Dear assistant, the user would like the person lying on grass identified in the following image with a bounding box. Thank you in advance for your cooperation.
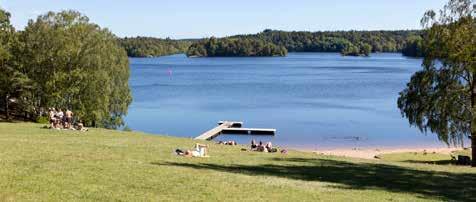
[217,140,236,145]
[176,143,209,157]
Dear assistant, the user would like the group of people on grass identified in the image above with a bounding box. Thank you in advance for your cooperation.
[217,140,237,145]
[218,139,280,152]
[176,139,285,158]
[48,108,87,131]
[251,139,278,153]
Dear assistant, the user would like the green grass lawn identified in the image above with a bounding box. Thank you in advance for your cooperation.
[378,150,471,165]
[0,123,475,201]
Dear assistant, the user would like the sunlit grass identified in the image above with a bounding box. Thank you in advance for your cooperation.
[0,122,475,201]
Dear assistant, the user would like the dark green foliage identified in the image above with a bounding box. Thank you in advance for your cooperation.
[341,42,372,56]
[239,29,420,54]
[36,116,49,124]
[0,9,132,128]
[123,125,132,132]
[397,0,475,163]
[119,37,192,57]
[402,35,424,57]
[0,8,31,120]
[186,37,287,57]
[188,30,420,57]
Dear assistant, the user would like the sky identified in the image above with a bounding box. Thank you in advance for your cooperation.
[1,0,448,39]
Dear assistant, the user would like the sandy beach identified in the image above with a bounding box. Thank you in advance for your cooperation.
[312,147,465,160]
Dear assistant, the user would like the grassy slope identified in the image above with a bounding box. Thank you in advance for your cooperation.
[378,150,471,165]
[0,123,475,201]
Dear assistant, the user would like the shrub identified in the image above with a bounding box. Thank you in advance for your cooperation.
[36,116,49,124]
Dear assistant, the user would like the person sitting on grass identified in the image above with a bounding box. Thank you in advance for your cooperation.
[176,143,209,157]
[253,141,277,153]
[251,139,257,150]
[256,141,267,152]
[265,142,272,151]
[75,121,88,132]
[225,140,236,145]
[217,140,236,145]
[266,142,278,153]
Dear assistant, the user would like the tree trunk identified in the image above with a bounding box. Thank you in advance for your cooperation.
[472,77,476,167]
[472,134,476,167]
[4,95,9,120]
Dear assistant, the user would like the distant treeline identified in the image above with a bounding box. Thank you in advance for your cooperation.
[119,37,193,57]
[182,29,425,57]
[250,29,420,52]
[186,37,287,57]
[120,30,425,58]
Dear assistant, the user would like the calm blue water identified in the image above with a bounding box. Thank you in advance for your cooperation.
[125,53,448,150]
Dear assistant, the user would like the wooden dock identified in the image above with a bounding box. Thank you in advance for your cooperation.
[194,121,276,140]
[221,128,276,135]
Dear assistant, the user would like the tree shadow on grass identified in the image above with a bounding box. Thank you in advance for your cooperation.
[402,160,456,165]
[152,157,476,201]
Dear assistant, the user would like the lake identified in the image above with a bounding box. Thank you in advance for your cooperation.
[125,53,449,150]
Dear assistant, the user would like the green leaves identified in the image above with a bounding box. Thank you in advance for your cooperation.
[186,37,287,57]
[119,37,192,57]
[398,0,475,146]
[0,10,131,128]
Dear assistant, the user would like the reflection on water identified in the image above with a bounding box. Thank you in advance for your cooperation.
[126,53,451,149]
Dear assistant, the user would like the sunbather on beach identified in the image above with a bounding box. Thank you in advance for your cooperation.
[176,143,209,157]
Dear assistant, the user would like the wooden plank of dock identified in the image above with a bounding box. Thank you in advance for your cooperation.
[221,128,276,135]
[195,120,277,140]
[194,121,235,140]
[218,121,243,128]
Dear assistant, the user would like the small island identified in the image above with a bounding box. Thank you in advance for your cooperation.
[186,37,287,57]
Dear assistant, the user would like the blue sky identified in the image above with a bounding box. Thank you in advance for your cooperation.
[1,0,447,39]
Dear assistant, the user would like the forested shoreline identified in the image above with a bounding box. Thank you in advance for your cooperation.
[186,37,287,57]
[119,37,192,57]
[123,30,424,57]
[235,29,422,56]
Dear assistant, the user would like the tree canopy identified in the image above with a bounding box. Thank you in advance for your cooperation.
[0,10,132,128]
[401,35,425,57]
[397,0,475,165]
[186,37,287,57]
[185,30,422,57]
[119,37,192,57]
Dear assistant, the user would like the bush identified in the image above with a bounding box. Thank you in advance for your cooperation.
[123,125,132,132]
[36,116,49,124]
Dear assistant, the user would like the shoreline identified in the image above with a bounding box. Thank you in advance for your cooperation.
[305,147,466,160]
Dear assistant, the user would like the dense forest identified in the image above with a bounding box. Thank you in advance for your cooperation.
[249,29,420,52]
[0,9,131,128]
[120,30,424,58]
[186,37,287,57]
[401,35,424,57]
[183,29,424,57]
[235,29,423,56]
[119,37,192,57]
